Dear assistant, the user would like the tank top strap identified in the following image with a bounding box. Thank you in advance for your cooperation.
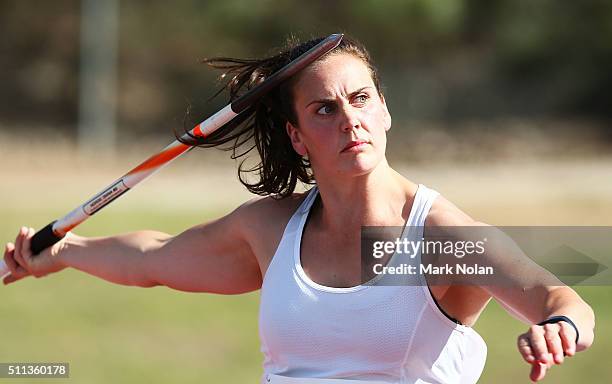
[406,184,440,228]
[282,187,319,235]
[272,186,319,255]
[297,186,319,214]
[261,187,319,284]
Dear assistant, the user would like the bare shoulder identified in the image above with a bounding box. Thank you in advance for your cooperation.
[233,190,312,274]
[425,193,479,227]
[236,191,309,232]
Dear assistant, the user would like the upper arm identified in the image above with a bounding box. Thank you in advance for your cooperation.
[145,202,262,294]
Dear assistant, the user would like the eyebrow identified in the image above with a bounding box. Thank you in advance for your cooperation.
[305,86,374,108]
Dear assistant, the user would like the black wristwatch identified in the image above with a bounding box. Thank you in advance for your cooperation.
[537,315,579,344]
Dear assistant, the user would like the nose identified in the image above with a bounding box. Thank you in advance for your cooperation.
[339,105,360,132]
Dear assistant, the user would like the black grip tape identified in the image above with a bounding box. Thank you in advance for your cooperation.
[30,221,64,255]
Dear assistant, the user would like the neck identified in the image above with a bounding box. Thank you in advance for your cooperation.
[312,159,417,232]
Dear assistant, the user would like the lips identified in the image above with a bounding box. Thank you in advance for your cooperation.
[341,140,370,152]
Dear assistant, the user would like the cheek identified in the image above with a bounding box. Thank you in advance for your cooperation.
[365,111,390,154]
[363,105,390,134]
[292,123,329,156]
[302,118,333,140]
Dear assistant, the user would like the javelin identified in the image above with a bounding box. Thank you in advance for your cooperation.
[1,33,343,278]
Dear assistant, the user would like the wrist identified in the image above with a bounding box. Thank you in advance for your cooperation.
[537,315,579,344]
[56,232,86,269]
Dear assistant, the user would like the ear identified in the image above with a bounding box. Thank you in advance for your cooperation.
[286,121,308,156]
[379,93,392,132]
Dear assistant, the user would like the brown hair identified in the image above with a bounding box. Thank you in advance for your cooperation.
[179,35,382,198]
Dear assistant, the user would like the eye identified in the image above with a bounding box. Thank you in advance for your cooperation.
[316,103,336,115]
[353,93,369,105]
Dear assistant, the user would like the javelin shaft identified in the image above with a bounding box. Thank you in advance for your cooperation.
[0,33,343,279]
[53,104,236,239]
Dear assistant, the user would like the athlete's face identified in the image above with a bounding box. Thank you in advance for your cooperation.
[286,53,391,178]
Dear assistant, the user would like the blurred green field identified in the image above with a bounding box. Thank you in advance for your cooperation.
[1,142,611,383]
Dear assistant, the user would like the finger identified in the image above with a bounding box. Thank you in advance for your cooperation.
[558,321,577,357]
[517,334,536,363]
[22,227,35,261]
[530,362,548,382]
[23,227,35,254]
[4,242,29,278]
[528,325,550,364]
[4,242,17,274]
[3,273,26,285]
[17,227,34,274]
[13,227,28,270]
[543,323,565,364]
[3,242,14,256]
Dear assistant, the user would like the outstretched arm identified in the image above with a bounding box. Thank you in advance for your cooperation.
[3,204,262,294]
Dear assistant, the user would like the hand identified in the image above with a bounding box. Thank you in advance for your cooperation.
[517,322,577,382]
[3,226,68,285]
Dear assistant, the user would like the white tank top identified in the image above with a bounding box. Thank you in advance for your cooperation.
[258,184,487,383]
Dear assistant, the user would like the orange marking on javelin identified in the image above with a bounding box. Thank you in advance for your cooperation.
[58,221,82,235]
[193,124,205,138]
[128,143,191,175]
[63,224,78,232]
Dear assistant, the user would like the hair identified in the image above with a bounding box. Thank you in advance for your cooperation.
[179,35,382,198]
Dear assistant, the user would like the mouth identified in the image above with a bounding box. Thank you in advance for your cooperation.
[341,140,370,153]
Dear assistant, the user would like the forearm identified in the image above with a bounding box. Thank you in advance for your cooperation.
[542,286,595,351]
[58,231,172,287]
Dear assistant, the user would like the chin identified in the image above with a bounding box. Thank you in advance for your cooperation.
[339,153,385,177]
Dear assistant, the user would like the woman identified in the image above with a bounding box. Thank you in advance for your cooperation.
[3,36,595,383]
